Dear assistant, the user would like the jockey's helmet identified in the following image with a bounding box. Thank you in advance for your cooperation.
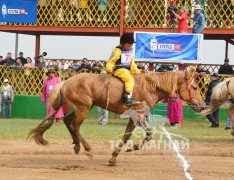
[120,33,135,44]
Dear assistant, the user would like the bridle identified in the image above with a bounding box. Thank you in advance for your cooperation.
[177,76,195,103]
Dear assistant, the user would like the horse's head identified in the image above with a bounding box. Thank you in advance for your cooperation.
[177,66,205,112]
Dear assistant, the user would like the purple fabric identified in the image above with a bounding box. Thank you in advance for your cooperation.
[164,94,183,123]
[41,77,64,118]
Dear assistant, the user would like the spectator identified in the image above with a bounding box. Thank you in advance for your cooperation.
[35,55,46,69]
[69,60,80,71]
[225,98,234,130]
[205,73,220,128]
[156,64,173,72]
[192,4,205,33]
[137,63,146,73]
[163,93,183,128]
[171,6,188,33]
[47,60,59,70]
[58,59,69,70]
[0,56,4,65]
[58,59,69,80]
[97,0,107,22]
[156,64,167,72]
[24,57,35,76]
[218,58,234,75]
[98,70,108,124]
[16,52,26,66]
[98,106,108,125]
[24,57,35,68]
[41,69,64,125]
[24,57,34,94]
[12,58,22,71]
[0,79,14,119]
[195,64,210,93]
[80,58,91,71]
[4,52,15,66]
[92,60,102,73]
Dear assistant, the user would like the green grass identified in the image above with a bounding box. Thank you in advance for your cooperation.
[0,118,233,143]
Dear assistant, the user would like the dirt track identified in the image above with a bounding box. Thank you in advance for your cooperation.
[0,140,233,180]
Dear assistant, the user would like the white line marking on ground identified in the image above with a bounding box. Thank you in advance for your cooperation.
[160,127,193,180]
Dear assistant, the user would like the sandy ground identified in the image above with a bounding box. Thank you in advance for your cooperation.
[0,139,233,180]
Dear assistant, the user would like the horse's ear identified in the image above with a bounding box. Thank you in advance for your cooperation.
[186,66,196,78]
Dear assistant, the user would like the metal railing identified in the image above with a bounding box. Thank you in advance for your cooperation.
[1,0,233,29]
[0,60,233,99]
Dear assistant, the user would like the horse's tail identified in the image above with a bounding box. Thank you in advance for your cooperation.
[28,81,65,146]
[199,78,231,116]
[49,81,65,111]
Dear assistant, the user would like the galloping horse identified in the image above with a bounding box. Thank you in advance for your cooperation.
[28,67,205,165]
[199,77,234,136]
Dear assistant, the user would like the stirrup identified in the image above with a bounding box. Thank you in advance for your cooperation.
[125,99,141,106]
[122,92,141,106]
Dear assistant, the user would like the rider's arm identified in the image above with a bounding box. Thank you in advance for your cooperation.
[106,48,121,73]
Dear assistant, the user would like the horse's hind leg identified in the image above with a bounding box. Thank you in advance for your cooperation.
[63,112,81,154]
[109,118,135,166]
[73,107,93,159]
[227,104,234,136]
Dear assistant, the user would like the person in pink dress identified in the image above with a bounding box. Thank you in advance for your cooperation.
[163,93,183,127]
[41,69,64,125]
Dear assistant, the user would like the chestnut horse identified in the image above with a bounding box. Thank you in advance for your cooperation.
[199,77,234,136]
[28,67,204,165]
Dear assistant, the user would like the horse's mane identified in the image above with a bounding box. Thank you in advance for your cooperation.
[134,71,179,95]
[199,78,230,116]
[75,71,179,95]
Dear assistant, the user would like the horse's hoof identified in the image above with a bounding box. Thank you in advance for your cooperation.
[73,146,80,155]
[231,131,234,137]
[108,160,116,166]
[125,149,132,152]
[85,151,93,160]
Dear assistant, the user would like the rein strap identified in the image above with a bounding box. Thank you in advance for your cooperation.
[185,77,194,103]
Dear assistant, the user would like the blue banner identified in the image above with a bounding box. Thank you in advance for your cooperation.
[0,0,37,23]
[134,32,203,63]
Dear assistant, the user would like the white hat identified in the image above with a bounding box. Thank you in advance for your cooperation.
[194,4,202,10]
[3,79,8,83]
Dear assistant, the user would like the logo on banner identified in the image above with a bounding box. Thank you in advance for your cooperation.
[1,4,28,18]
[2,4,7,17]
[150,37,182,55]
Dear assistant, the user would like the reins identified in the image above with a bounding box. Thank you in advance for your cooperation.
[185,78,194,103]
[105,75,110,111]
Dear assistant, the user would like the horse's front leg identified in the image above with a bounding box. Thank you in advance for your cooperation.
[127,127,154,151]
[128,116,154,151]
[109,118,135,166]
[227,104,234,136]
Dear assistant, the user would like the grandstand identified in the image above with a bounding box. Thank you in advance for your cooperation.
[0,0,233,57]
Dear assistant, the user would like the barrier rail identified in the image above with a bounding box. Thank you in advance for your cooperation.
[2,0,233,29]
[0,61,232,99]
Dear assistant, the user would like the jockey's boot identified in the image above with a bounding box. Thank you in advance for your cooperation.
[122,92,141,106]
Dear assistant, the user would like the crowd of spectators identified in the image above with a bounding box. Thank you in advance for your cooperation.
[35,0,233,29]
[0,50,233,125]
[0,52,106,73]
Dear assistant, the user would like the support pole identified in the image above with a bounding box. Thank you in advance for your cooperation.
[15,33,19,59]
[225,40,229,59]
[35,34,40,57]
[120,0,125,36]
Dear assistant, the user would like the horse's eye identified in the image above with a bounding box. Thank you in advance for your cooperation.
[193,87,197,91]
